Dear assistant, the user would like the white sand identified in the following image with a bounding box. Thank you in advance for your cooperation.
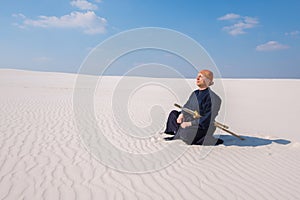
[1,69,300,199]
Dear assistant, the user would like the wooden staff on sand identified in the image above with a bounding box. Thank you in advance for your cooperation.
[174,103,245,140]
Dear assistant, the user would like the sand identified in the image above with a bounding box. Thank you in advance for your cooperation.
[1,69,300,199]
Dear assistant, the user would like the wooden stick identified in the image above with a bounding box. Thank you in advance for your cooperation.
[214,123,245,140]
[214,121,229,129]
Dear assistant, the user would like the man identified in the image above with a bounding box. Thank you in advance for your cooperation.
[164,69,223,145]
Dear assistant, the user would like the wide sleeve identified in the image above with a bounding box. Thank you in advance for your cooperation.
[183,92,194,110]
[181,91,198,117]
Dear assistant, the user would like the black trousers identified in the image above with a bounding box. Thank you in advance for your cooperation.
[164,110,209,145]
[164,110,180,135]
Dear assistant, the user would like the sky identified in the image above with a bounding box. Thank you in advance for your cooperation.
[0,0,300,78]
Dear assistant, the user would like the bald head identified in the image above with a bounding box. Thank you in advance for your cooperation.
[200,69,214,82]
[196,69,214,89]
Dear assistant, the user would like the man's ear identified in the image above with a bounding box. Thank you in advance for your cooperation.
[209,81,214,86]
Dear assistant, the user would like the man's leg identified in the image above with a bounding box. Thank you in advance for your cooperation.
[164,110,180,135]
[192,128,224,145]
[191,129,208,145]
[173,126,199,144]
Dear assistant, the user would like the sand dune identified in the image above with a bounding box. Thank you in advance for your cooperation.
[0,69,300,199]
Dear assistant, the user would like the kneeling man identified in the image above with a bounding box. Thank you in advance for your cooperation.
[164,69,223,145]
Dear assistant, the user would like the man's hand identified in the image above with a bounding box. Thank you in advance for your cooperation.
[176,113,184,124]
[180,122,192,129]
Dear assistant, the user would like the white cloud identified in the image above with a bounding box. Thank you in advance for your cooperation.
[15,11,107,34]
[12,13,27,28]
[218,13,259,36]
[218,13,240,21]
[12,13,26,19]
[256,41,290,51]
[70,0,98,10]
[285,30,300,37]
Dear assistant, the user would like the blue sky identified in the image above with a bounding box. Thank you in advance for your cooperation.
[1,0,300,78]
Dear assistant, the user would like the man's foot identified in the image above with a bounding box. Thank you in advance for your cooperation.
[164,131,176,135]
[164,136,174,141]
[215,138,224,145]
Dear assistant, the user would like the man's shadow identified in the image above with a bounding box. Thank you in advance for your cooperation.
[208,90,291,147]
[217,135,291,147]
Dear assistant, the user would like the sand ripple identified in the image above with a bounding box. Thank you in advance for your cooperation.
[1,70,300,199]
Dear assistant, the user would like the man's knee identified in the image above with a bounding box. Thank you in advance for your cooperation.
[169,110,180,118]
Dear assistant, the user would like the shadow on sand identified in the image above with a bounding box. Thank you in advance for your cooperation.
[207,90,291,147]
[217,135,291,147]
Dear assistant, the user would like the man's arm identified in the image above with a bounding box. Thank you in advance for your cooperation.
[178,92,195,128]
[181,92,197,116]
[177,91,198,128]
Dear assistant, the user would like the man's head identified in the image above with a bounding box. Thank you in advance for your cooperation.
[196,69,214,89]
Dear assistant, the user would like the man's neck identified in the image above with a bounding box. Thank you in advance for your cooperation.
[198,86,208,91]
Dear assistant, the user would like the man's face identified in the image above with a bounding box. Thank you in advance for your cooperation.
[196,72,209,88]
